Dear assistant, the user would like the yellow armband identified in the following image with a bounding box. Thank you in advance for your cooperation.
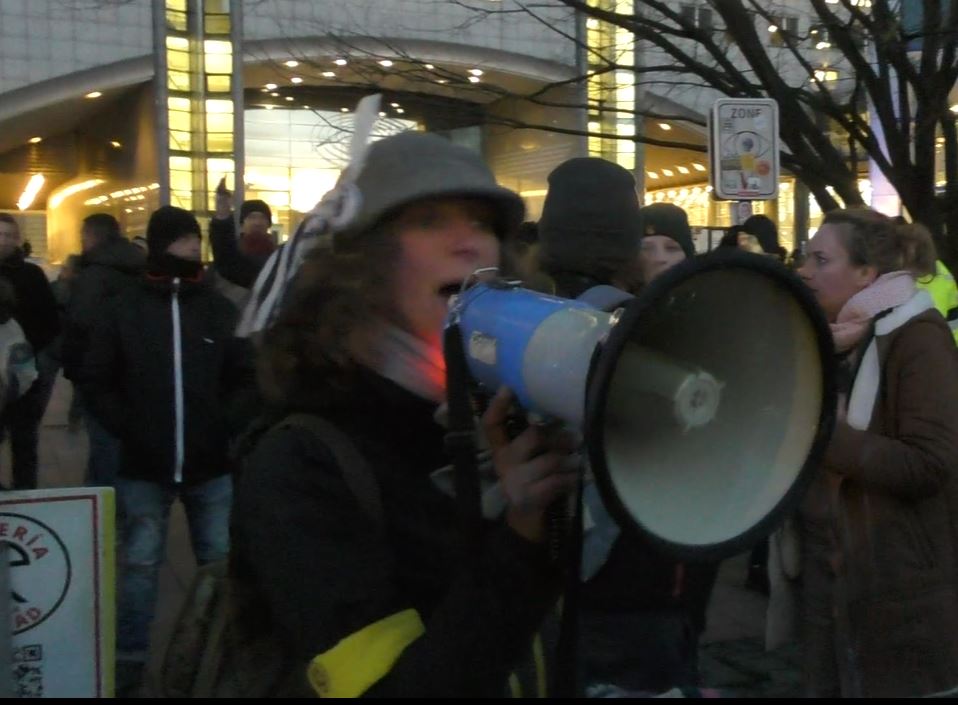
[307,609,425,697]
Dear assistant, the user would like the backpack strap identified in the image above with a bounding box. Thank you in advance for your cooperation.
[272,413,384,527]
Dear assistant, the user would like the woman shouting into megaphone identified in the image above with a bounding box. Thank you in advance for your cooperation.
[227,132,578,698]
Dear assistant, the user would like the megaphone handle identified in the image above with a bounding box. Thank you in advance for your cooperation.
[443,325,484,562]
[551,477,584,698]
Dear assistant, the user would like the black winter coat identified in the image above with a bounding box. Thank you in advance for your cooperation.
[230,370,561,697]
[0,250,59,353]
[209,217,271,289]
[62,237,145,380]
[81,273,251,486]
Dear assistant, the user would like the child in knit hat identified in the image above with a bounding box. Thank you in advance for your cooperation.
[637,203,695,284]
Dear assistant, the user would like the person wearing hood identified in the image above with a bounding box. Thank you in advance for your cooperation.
[82,205,251,696]
[62,214,146,486]
[0,212,59,489]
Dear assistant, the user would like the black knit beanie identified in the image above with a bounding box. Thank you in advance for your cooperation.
[538,158,641,283]
[146,205,201,258]
[240,199,272,225]
[639,203,695,258]
[742,214,781,256]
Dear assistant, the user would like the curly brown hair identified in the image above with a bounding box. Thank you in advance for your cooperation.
[257,225,402,408]
[822,208,936,278]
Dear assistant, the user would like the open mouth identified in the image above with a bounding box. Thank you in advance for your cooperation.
[438,282,462,311]
[438,283,461,299]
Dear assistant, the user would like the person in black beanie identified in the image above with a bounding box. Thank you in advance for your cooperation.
[537,157,643,297]
[535,162,716,694]
[742,214,787,261]
[82,204,252,697]
[636,203,695,286]
[209,182,277,295]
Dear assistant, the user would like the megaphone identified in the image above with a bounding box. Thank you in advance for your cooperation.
[446,251,836,561]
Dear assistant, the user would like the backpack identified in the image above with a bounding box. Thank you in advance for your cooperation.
[158,413,383,698]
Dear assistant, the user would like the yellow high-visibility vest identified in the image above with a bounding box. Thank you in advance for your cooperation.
[917,260,958,344]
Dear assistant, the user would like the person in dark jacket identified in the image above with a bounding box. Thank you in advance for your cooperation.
[538,173,716,694]
[63,214,146,487]
[82,205,250,696]
[742,213,787,261]
[0,212,60,489]
[230,131,578,697]
[796,209,958,697]
[209,186,276,292]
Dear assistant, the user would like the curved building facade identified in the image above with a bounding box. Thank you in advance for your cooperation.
[0,0,586,262]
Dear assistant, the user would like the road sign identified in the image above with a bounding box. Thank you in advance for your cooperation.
[709,98,780,201]
[1,488,115,698]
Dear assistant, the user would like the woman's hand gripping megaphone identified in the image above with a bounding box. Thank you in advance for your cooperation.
[482,387,581,543]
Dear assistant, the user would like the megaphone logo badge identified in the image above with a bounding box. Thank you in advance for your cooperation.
[1,513,72,634]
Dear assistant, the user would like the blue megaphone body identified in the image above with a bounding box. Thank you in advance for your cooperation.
[448,281,619,427]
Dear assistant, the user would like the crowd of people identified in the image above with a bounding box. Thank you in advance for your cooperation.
[2,129,958,698]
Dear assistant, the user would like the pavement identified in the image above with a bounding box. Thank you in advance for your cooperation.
[5,373,803,698]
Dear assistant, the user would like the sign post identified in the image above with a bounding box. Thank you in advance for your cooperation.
[708,98,780,225]
[1,488,115,698]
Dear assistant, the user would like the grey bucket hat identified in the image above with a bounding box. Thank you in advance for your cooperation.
[337,131,525,238]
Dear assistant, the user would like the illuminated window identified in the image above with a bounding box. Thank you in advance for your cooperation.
[206,133,233,152]
[813,67,839,82]
[168,71,191,92]
[166,9,187,31]
[204,15,230,34]
[206,99,233,114]
[205,53,232,75]
[206,75,230,92]
[169,131,192,151]
[680,4,714,32]
[769,15,799,47]
[168,110,192,133]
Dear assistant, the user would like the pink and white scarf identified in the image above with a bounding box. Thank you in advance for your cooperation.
[830,271,916,352]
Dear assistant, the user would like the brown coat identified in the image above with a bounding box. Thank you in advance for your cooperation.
[802,307,958,698]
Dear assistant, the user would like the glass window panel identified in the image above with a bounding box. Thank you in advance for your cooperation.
[171,171,193,191]
[168,71,191,92]
[167,0,187,11]
[205,53,232,74]
[171,191,192,209]
[167,50,190,71]
[168,111,192,132]
[205,99,233,115]
[206,0,230,13]
[206,133,234,152]
[204,40,231,55]
[206,75,230,92]
[206,112,232,133]
[169,130,192,151]
[166,10,187,31]
[170,156,192,171]
[166,36,189,51]
[168,96,191,112]
[204,15,230,34]
[207,161,234,190]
